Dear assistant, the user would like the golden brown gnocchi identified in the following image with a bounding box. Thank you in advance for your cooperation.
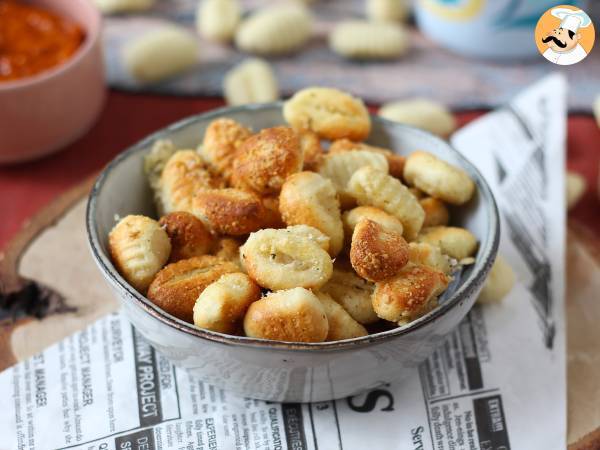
[199,118,252,180]
[159,212,213,263]
[314,292,368,341]
[109,215,171,293]
[285,225,331,252]
[408,242,451,274]
[329,139,406,179]
[299,129,324,171]
[244,288,329,342]
[283,87,371,141]
[420,197,450,227]
[279,171,344,256]
[372,264,449,324]
[240,228,333,290]
[148,255,238,323]
[144,139,177,214]
[404,151,475,205]
[231,126,303,194]
[350,219,409,282]
[342,206,404,238]
[347,166,425,240]
[193,273,261,334]
[417,226,478,260]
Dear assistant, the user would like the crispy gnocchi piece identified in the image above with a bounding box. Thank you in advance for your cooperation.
[420,197,450,227]
[320,266,378,324]
[224,58,279,106]
[93,0,153,13]
[192,188,265,236]
[366,0,410,22]
[408,242,451,274]
[196,0,240,43]
[372,264,449,324]
[160,150,215,214]
[404,151,475,205]
[314,292,368,341]
[243,288,328,342]
[343,206,404,237]
[235,5,312,56]
[347,166,425,240]
[329,20,409,60]
[123,26,199,84]
[144,139,177,215]
[299,129,324,171]
[329,139,406,179]
[147,255,239,323]
[199,118,252,179]
[159,212,213,262]
[279,172,344,256]
[240,228,333,290]
[350,219,409,282]
[261,195,285,229]
[193,273,260,334]
[109,215,171,293]
[566,171,586,210]
[379,99,457,138]
[318,150,388,208]
[417,226,478,260]
[231,126,303,194]
[285,225,330,252]
[477,255,515,304]
[214,237,243,267]
[283,87,371,141]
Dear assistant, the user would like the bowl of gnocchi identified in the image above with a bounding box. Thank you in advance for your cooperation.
[87,87,499,402]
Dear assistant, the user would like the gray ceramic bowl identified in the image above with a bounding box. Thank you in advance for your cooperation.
[87,103,499,403]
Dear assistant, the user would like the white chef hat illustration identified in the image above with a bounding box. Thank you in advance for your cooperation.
[551,7,592,33]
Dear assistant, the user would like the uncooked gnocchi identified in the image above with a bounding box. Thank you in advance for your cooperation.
[93,0,153,14]
[477,255,515,304]
[404,151,475,205]
[329,20,409,60]
[347,166,425,240]
[366,0,410,22]
[279,172,344,256]
[123,26,199,84]
[224,58,279,106]
[244,288,329,342]
[379,99,457,138]
[240,228,333,290]
[197,0,240,43]
[193,273,260,334]
[235,5,312,56]
[283,87,371,141]
[109,215,171,293]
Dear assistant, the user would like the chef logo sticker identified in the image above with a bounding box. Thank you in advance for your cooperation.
[535,5,594,65]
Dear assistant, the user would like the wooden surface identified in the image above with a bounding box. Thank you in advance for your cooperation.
[0,179,599,449]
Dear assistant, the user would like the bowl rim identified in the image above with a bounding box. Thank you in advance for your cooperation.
[86,102,500,352]
[0,0,102,91]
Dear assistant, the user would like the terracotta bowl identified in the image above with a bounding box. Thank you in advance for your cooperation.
[0,0,105,164]
[86,104,500,402]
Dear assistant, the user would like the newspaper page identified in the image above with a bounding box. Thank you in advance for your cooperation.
[0,74,566,450]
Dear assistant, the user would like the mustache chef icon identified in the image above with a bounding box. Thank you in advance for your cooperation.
[541,8,592,65]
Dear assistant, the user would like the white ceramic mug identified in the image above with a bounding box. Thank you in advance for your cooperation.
[414,0,589,60]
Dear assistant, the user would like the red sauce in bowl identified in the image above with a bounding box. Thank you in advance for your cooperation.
[0,0,85,82]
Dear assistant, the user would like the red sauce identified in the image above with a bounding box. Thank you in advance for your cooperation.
[0,0,85,82]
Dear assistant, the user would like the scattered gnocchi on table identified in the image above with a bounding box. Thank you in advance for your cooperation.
[109,87,487,343]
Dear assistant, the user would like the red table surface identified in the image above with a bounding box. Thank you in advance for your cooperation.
[1,90,599,249]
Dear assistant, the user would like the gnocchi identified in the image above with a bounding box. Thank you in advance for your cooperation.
[417,226,478,260]
[197,0,240,43]
[148,255,239,323]
[404,151,475,205]
[93,0,153,14]
[109,215,171,293]
[329,20,409,60]
[285,225,331,252]
[123,26,199,84]
[420,197,450,227]
[329,139,406,179]
[279,172,344,256]
[347,166,425,240]
[350,219,409,282]
[566,171,586,210]
[199,118,252,180]
[244,288,329,342]
[408,242,451,274]
[193,273,260,334]
[477,255,515,304]
[235,5,312,56]
[144,139,177,215]
[372,264,449,324]
[224,58,279,106]
[315,292,368,341]
[240,228,333,290]
[379,99,457,138]
[299,129,324,171]
[283,87,371,141]
[366,0,410,23]
[343,206,404,238]
[159,212,213,262]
